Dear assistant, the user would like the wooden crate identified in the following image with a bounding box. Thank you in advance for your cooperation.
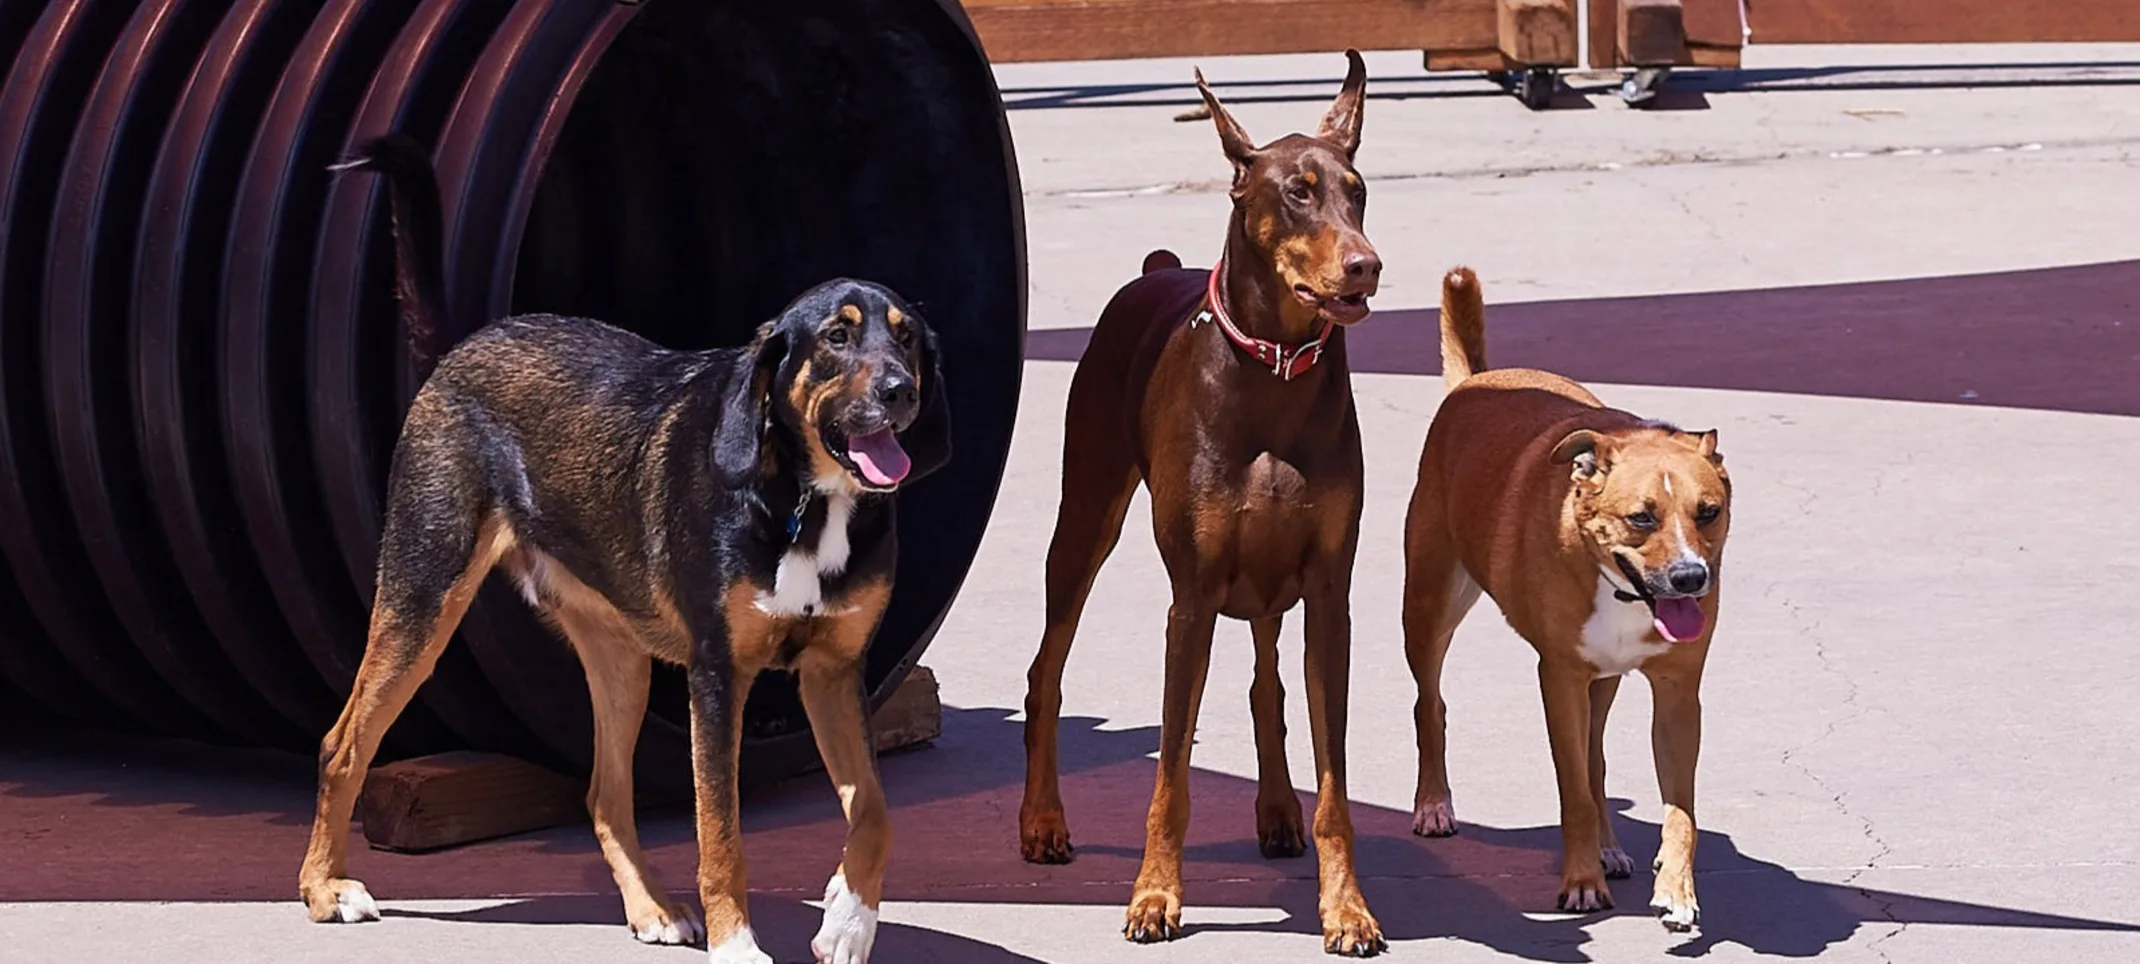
[1747,0,2140,45]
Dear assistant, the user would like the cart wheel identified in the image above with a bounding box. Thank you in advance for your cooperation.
[1620,66,1670,108]
[1519,67,1555,111]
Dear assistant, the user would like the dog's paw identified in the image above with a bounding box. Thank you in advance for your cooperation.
[1651,864,1700,933]
[630,901,705,946]
[1122,890,1183,943]
[1019,809,1075,865]
[1555,870,1615,914]
[1257,796,1307,859]
[1600,846,1636,879]
[1320,900,1387,957]
[810,873,879,964]
[303,878,380,924]
[707,925,773,964]
[1650,890,1700,932]
[1411,796,1458,837]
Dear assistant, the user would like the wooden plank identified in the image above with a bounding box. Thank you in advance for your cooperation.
[1424,48,1512,71]
[1497,0,1577,66]
[1619,0,1689,66]
[1747,0,2140,45]
[359,751,585,853]
[961,0,1496,63]
[1588,0,1621,67]
[356,666,945,853]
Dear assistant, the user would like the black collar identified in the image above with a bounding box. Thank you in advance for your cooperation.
[1611,554,1652,605]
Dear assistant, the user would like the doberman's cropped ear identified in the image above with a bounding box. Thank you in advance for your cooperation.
[1193,67,1257,191]
[898,320,953,484]
[1316,49,1368,159]
[1551,429,1612,481]
[710,320,790,489]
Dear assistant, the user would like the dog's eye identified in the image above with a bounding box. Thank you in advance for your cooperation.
[824,326,850,347]
[1625,511,1658,530]
[1286,182,1313,203]
[1695,504,1721,525]
[893,324,913,346]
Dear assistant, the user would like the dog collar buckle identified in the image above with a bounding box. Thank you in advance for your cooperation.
[786,490,812,544]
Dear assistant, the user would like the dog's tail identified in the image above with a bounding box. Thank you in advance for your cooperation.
[1439,266,1487,389]
[329,133,451,380]
[1142,249,1183,275]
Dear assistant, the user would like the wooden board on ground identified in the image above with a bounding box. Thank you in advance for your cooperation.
[961,0,1496,63]
[357,666,944,853]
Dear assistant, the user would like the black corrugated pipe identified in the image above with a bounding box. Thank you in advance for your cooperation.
[0,0,1025,787]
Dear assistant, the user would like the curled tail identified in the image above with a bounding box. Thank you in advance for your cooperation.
[1439,266,1487,389]
[1141,249,1183,275]
[329,133,451,380]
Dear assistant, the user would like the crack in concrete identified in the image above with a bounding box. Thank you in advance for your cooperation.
[1767,483,1906,958]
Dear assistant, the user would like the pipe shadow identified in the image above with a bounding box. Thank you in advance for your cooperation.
[1029,259,2140,417]
[6,705,2138,958]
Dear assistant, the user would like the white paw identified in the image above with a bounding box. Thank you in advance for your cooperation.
[332,881,380,923]
[635,915,705,945]
[1651,891,1700,932]
[707,925,772,963]
[1600,846,1636,878]
[1411,796,1457,837]
[810,873,879,964]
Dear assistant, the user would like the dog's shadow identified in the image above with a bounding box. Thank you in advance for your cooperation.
[385,891,1045,962]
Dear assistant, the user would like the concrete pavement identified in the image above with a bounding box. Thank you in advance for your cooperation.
[6,42,2140,963]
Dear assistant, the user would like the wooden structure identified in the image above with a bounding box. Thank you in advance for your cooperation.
[960,0,2140,108]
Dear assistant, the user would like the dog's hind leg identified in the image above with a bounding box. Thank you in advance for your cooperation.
[1402,503,1479,838]
[1020,398,1138,865]
[298,499,508,924]
[1588,675,1635,878]
[553,603,702,945]
[1249,614,1305,858]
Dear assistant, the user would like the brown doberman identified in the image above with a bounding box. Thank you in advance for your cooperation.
[1018,51,1387,956]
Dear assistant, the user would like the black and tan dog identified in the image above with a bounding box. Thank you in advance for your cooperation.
[1403,267,1729,932]
[298,135,949,964]
[1020,53,1387,955]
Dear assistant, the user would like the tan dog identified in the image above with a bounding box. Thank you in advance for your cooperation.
[1401,267,1730,931]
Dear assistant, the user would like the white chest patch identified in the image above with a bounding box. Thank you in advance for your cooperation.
[756,492,855,618]
[1576,573,1669,678]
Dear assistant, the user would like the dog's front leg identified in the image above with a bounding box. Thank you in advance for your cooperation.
[797,647,890,964]
[1539,659,1612,912]
[1646,665,1703,931]
[1302,592,1385,957]
[1124,599,1218,944]
[689,635,767,963]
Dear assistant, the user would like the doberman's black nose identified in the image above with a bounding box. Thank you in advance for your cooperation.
[1667,560,1710,595]
[1344,250,1382,280]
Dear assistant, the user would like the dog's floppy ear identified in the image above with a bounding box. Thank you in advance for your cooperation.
[1687,429,1722,465]
[710,320,790,489]
[1316,49,1368,159]
[1194,67,1257,194]
[1551,429,1611,481]
[898,320,953,484]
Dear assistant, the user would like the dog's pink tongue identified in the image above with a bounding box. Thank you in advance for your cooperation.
[848,429,910,487]
[1652,597,1706,643]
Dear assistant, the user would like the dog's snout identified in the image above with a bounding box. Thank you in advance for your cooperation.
[1667,560,1710,595]
[1343,249,1382,280]
[876,372,919,414]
